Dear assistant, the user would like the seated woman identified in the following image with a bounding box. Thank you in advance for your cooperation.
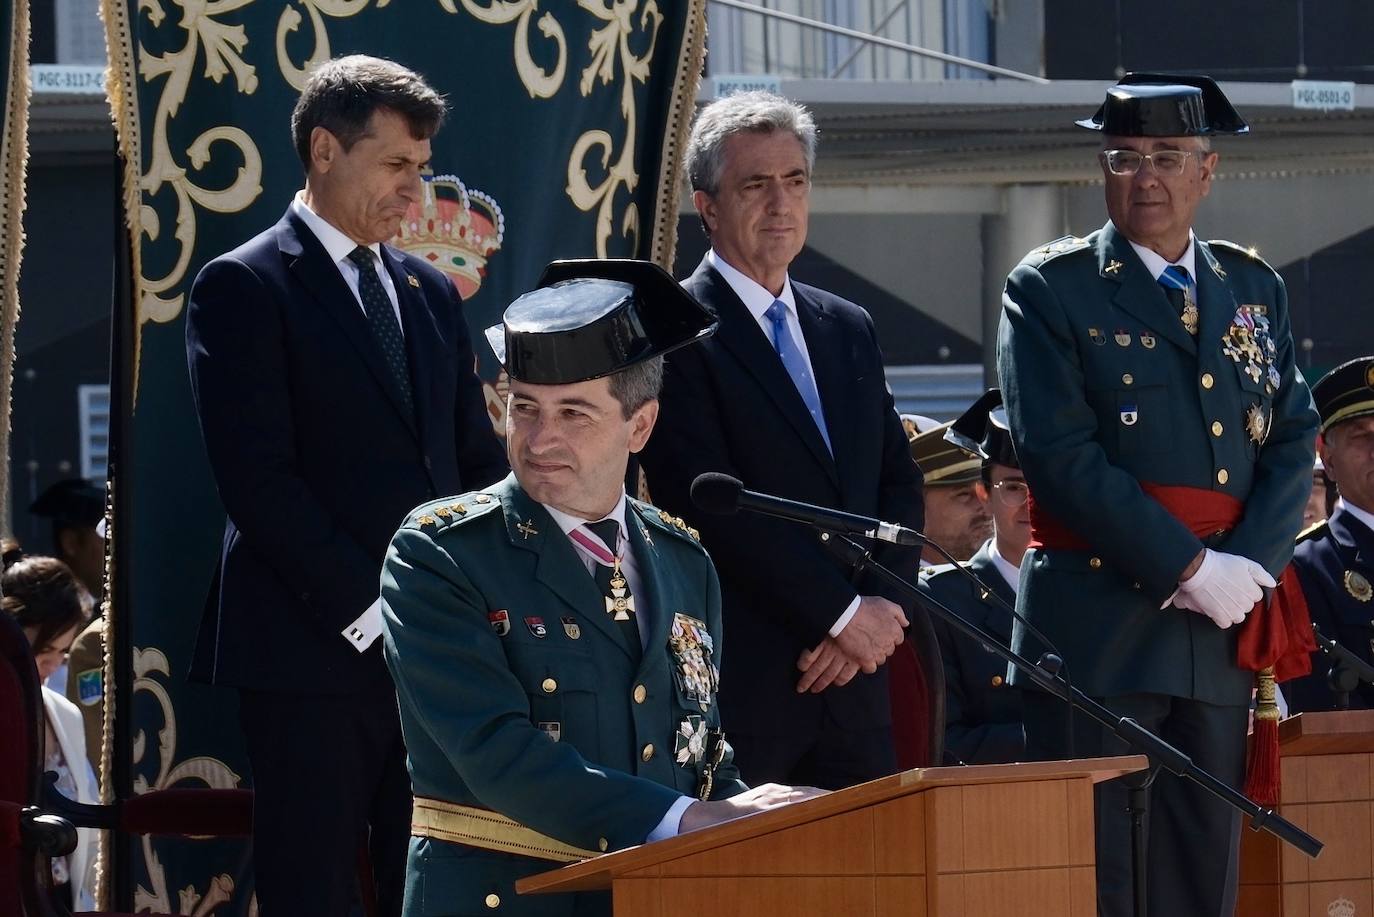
[3,553,98,910]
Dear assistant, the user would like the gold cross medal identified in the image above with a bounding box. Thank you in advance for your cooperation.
[605,560,635,621]
[1181,291,1199,335]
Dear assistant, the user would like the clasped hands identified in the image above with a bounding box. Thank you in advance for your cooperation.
[795,595,908,694]
[1170,548,1275,629]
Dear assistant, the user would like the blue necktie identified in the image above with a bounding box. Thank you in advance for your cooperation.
[765,300,831,454]
[1158,264,1197,335]
[348,246,414,412]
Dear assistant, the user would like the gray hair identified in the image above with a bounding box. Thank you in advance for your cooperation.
[291,55,446,170]
[607,357,664,418]
[684,91,817,195]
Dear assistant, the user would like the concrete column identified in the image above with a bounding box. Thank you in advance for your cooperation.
[980,184,1064,385]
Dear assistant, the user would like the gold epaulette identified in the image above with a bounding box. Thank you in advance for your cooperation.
[1296,519,1329,544]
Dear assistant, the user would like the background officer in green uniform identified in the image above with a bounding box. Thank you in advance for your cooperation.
[902,416,989,567]
[1287,356,1374,711]
[921,390,1028,765]
[998,74,1318,917]
[382,260,822,917]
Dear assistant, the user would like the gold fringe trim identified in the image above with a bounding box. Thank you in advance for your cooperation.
[99,0,144,399]
[412,797,599,863]
[648,0,707,269]
[0,0,31,531]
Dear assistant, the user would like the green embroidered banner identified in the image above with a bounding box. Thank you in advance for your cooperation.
[100,1,704,909]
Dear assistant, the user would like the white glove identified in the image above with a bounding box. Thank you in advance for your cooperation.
[1172,549,1276,629]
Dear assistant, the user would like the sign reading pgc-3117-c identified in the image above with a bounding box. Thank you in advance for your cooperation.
[1291,80,1356,112]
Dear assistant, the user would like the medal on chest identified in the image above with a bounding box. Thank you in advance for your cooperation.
[670,612,719,711]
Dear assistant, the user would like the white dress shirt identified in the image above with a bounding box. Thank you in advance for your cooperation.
[987,538,1022,595]
[290,192,407,653]
[707,248,860,636]
[542,490,694,843]
[1337,497,1374,534]
[1128,229,1198,288]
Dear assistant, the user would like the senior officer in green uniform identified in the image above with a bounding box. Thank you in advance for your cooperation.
[381,260,821,917]
[920,391,1028,765]
[1287,356,1374,712]
[998,74,1318,917]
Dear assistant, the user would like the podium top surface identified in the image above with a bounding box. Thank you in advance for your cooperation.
[1278,710,1374,756]
[517,755,1145,895]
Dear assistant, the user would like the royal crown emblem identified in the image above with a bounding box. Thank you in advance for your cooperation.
[1327,897,1356,917]
[393,172,505,300]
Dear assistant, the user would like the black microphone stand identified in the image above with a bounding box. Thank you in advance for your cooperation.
[1313,624,1374,710]
[818,530,1322,917]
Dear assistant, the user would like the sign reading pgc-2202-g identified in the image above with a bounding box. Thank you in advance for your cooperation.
[1291,80,1356,112]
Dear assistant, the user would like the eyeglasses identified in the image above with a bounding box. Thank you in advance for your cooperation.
[990,480,1029,507]
[1099,149,1196,177]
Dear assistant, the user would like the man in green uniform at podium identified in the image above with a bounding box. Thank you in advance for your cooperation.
[382,260,820,917]
[998,75,1318,916]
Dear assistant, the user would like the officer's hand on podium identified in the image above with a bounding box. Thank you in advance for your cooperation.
[1174,548,1276,629]
[678,783,829,834]
[834,596,908,673]
[795,638,861,693]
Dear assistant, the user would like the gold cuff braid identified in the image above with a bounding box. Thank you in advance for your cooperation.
[411,797,599,863]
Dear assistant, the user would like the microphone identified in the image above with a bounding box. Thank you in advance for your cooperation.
[690,473,924,546]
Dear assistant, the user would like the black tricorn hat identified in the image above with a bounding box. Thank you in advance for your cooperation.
[29,478,104,528]
[945,389,1019,470]
[485,260,717,385]
[1312,356,1374,435]
[1077,72,1249,136]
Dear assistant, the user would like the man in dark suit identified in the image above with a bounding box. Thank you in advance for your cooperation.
[922,391,1028,765]
[640,91,929,789]
[998,75,1318,916]
[1287,356,1374,712]
[185,55,507,916]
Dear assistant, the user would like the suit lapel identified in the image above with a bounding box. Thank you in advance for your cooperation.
[968,546,1015,642]
[795,286,853,493]
[383,246,435,444]
[1098,223,1196,356]
[1194,240,1241,351]
[693,258,839,486]
[277,211,418,437]
[627,506,672,677]
[499,484,638,661]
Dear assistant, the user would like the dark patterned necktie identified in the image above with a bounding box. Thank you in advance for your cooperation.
[347,246,413,412]
[585,519,641,657]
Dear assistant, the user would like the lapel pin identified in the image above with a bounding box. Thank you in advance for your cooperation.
[1104,260,1123,276]
[406,274,420,288]
[516,519,539,539]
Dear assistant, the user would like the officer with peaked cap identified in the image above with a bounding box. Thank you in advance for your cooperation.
[1286,357,1374,712]
[998,74,1318,916]
[919,391,1028,764]
[381,260,822,916]
[29,478,104,596]
[904,416,989,566]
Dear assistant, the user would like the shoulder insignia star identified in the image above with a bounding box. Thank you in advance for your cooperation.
[416,514,436,527]
[449,502,467,515]
[434,506,452,519]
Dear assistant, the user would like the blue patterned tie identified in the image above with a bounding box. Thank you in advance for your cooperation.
[347,246,413,412]
[1158,264,1197,335]
[765,300,831,454]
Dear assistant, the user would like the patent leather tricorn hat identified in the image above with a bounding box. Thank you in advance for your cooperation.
[486,259,717,384]
[1077,72,1249,136]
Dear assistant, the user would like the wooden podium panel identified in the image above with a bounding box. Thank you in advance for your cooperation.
[519,757,1143,917]
[1239,712,1374,917]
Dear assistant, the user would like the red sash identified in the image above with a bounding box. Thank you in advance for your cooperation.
[1028,483,1315,682]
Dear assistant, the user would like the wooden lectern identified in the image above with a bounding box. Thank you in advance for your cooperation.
[519,756,1145,916]
[1239,711,1374,916]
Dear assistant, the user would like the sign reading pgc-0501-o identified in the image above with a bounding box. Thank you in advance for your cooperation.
[1291,80,1356,111]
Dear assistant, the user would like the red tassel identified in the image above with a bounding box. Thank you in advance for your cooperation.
[1244,668,1282,807]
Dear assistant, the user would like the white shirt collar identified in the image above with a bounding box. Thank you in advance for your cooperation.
[986,537,1021,595]
[1126,228,1197,284]
[291,192,382,266]
[543,492,630,548]
[1336,497,1374,535]
[708,248,796,322]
